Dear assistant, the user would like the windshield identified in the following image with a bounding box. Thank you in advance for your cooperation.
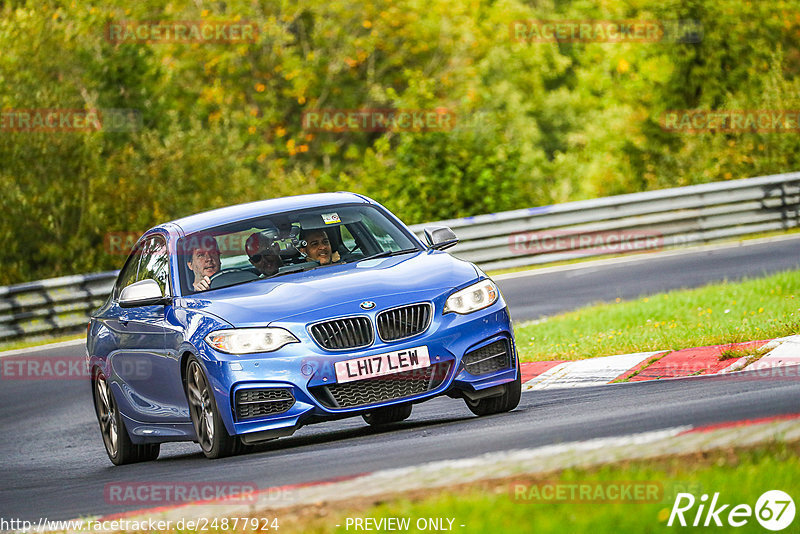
[178,203,421,294]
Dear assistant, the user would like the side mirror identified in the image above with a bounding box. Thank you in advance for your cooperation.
[424,226,459,251]
[119,279,169,308]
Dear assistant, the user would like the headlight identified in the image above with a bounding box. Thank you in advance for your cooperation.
[205,328,299,354]
[444,280,499,314]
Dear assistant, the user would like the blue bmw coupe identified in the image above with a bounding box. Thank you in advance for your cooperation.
[87,193,520,464]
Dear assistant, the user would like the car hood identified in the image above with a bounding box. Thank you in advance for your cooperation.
[177,250,479,327]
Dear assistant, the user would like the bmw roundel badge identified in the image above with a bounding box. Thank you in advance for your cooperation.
[360,301,376,310]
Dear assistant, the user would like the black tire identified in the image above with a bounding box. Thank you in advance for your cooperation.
[93,370,160,465]
[464,359,522,416]
[362,403,413,426]
[185,357,244,459]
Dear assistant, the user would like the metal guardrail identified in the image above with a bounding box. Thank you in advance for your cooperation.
[409,172,800,271]
[0,272,117,342]
[2,173,799,343]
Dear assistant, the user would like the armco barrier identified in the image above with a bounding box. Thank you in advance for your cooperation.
[408,172,799,271]
[1,173,799,342]
[0,272,117,342]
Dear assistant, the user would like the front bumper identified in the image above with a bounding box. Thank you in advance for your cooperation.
[199,299,517,441]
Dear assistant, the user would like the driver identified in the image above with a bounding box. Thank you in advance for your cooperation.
[186,239,221,292]
[299,228,340,265]
[245,231,284,277]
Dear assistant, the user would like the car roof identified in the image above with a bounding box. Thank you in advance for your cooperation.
[165,192,372,235]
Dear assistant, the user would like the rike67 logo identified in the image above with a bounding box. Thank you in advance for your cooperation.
[667,490,795,531]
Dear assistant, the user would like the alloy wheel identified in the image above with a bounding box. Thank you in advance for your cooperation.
[187,360,215,451]
[95,375,118,457]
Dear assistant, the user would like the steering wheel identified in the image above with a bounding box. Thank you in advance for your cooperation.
[208,268,258,290]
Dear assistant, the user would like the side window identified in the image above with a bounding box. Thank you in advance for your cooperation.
[340,225,357,252]
[138,237,171,296]
[113,244,145,299]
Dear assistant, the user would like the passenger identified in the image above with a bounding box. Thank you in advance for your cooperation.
[245,231,284,277]
[186,239,221,292]
[299,229,340,265]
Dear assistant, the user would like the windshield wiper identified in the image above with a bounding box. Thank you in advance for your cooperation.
[356,248,419,262]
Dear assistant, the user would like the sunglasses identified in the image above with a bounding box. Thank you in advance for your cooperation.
[250,251,280,264]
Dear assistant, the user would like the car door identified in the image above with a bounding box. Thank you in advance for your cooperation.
[112,235,187,424]
[95,240,144,379]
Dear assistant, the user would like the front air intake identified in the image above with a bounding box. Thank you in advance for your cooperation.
[309,361,452,409]
[234,388,295,421]
[463,340,511,376]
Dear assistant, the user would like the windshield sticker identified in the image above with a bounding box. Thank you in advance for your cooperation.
[322,213,341,225]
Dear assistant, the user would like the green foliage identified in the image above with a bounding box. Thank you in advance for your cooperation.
[1,0,799,283]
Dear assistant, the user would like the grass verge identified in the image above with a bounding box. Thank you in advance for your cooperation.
[256,440,800,534]
[514,269,800,362]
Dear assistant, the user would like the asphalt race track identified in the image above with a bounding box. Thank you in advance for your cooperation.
[1,236,799,522]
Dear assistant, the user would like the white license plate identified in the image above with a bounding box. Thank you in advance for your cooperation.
[334,346,430,384]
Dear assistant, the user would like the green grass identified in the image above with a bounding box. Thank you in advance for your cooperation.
[0,332,84,353]
[718,343,770,361]
[266,440,800,534]
[611,355,665,383]
[514,269,800,362]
